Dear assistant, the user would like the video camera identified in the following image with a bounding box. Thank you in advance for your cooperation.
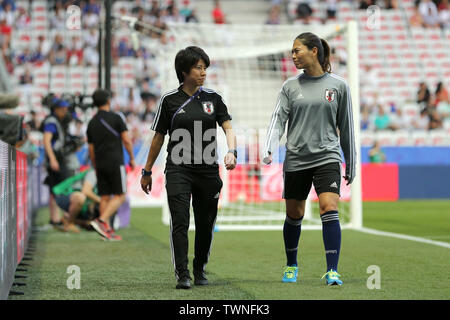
[42,92,93,112]
[63,134,85,154]
[42,92,93,129]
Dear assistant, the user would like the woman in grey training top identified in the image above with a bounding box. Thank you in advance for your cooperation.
[263,32,356,286]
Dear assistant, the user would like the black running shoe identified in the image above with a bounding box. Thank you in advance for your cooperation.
[194,270,208,286]
[176,276,191,289]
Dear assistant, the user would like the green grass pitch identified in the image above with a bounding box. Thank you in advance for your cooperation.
[9,200,450,300]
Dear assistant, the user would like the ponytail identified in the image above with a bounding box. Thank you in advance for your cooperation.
[320,38,331,73]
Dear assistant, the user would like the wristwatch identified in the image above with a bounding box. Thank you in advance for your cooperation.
[228,149,237,158]
[141,168,152,176]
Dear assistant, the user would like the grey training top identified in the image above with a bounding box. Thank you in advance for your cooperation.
[263,72,356,183]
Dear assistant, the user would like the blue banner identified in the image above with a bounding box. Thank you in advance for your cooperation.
[399,166,450,199]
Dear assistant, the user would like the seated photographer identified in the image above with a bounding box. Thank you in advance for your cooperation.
[52,168,100,233]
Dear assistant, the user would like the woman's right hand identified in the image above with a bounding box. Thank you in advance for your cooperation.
[262,154,272,165]
[50,158,60,171]
[141,175,152,195]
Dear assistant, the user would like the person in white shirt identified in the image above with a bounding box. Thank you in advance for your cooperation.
[419,0,440,28]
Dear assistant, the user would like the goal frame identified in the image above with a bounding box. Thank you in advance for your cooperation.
[160,21,362,231]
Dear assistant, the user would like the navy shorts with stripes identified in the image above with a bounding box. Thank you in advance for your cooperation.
[96,165,127,195]
[283,162,341,201]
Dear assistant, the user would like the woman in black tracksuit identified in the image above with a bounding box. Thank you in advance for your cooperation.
[140,46,237,289]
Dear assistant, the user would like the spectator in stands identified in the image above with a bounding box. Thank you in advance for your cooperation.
[83,28,99,66]
[82,0,100,15]
[151,13,168,39]
[15,6,30,29]
[180,0,197,22]
[50,1,66,29]
[419,0,440,28]
[49,34,67,65]
[435,82,449,105]
[19,65,33,108]
[33,35,51,64]
[295,1,313,24]
[436,97,450,123]
[325,0,338,22]
[118,37,134,57]
[132,6,147,34]
[84,27,98,48]
[1,0,15,11]
[0,17,11,38]
[361,106,373,131]
[117,6,130,28]
[131,0,145,15]
[429,108,443,129]
[185,8,199,23]
[368,141,386,163]
[389,107,409,130]
[1,50,13,73]
[0,1,14,26]
[166,3,186,23]
[374,105,391,131]
[19,65,32,84]
[16,46,33,65]
[149,0,161,19]
[266,5,281,25]
[384,0,398,9]
[417,82,431,108]
[359,0,376,10]
[110,90,120,112]
[140,91,157,123]
[212,0,226,24]
[363,63,377,84]
[83,6,100,28]
[412,108,430,130]
[438,0,449,28]
[123,87,142,115]
[67,35,84,66]
[410,1,426,27]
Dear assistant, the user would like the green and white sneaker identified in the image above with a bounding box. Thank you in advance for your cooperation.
[321,269,343,286]
[282,265,298,283]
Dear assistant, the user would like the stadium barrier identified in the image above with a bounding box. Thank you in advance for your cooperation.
[0,140,46,300]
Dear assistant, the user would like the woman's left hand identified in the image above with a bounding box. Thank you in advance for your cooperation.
[224,152,236,170]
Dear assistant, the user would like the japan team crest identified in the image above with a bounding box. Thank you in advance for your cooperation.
[325,89,337,102]
[202,101,214,115]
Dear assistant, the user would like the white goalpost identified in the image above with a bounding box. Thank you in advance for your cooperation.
[155,21,361,231]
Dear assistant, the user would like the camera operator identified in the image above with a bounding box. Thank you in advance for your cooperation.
[42,97,82,228]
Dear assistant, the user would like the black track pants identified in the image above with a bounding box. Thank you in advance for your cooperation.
[165,168,223,279]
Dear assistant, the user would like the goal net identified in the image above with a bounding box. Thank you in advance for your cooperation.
[154,22,362,231]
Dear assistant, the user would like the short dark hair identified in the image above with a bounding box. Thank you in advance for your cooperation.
[92,88,111,107]
[174,46,210,84]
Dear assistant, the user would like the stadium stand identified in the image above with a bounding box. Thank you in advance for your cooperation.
[0,0,449,153]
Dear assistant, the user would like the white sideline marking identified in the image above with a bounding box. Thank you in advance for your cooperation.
[357,227,450,249]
